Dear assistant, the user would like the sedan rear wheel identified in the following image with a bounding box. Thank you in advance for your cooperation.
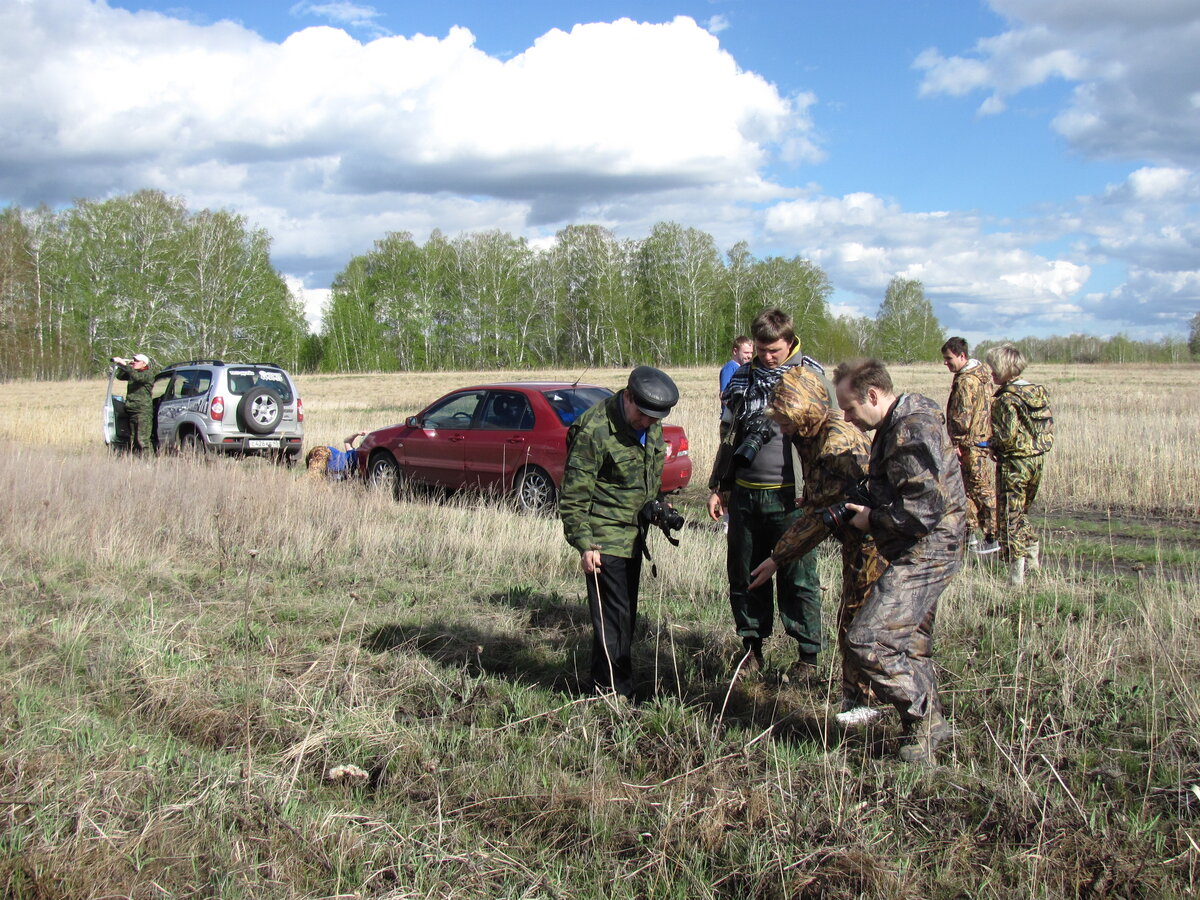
[514,465,556,514]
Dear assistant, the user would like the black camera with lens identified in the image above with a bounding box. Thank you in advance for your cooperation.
[733,414,773,466]
[819,477,873,532]
[640,497,684,544]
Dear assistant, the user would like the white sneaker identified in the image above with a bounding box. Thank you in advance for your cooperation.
[835,706,884,728]
[972,539,1001,555]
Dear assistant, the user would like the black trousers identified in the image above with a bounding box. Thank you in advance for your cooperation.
[586,550,643,698]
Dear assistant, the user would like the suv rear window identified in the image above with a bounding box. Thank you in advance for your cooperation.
[226,367,294,402]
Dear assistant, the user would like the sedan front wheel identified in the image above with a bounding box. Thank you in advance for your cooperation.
[368,452,402,499]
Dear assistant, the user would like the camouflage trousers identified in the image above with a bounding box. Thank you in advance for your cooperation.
[845,549,962,723]
[128,408,152,453]
[837,536,889,707]
[959,445,996,539]
[997,454,1045,561]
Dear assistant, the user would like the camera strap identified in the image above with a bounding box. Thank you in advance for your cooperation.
[638,525,678,579]
[636,526,658,578]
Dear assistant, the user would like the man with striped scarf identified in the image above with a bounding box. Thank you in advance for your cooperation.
[707,308,836,677]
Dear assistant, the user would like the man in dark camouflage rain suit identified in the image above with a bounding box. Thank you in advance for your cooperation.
[833,358,967,764]
[746,367,887,719]
[985,343,1054,586]
[112,353,155,453]
[942,337,998,554]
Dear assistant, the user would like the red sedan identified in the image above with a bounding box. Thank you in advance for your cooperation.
[357,382,692,512]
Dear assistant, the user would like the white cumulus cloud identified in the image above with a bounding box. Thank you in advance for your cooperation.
[0,0,813,292]
[916,1,1200,165]
[765,191,1091,334]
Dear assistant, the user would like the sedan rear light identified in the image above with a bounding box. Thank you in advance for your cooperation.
[297,396,304,423]
[677,433,689,457]
[210,396,224,421]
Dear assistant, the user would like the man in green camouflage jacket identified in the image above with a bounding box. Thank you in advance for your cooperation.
[560,367,679,699]
[835,358,968,764]
[942,337,997,554]
[986,343,1054,585]
[111,353,155,453]
[747,367,887,716]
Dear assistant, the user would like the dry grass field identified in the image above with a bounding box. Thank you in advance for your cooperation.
[0,363,1197,898]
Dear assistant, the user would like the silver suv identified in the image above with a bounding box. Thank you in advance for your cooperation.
[104,359,304,462]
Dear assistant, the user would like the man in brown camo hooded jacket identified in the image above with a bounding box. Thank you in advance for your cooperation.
[942,336,998,553]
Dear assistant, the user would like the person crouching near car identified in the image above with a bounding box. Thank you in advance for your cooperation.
[305,432,368,482]
[985,343,1054,586]
[747,367,888,717]
[111,353,154,454]
[559,366,679,702]
[833,358,968,765]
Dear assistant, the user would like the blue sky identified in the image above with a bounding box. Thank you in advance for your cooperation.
[2,0,1197,342]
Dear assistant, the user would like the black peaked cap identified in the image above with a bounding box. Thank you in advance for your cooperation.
[627,366,679,418]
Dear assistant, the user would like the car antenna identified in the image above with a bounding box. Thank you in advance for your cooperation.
[572,366,591,388]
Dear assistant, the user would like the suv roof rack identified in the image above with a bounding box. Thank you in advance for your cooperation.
[171,359,226,367]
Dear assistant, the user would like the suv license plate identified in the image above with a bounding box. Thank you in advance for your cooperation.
[248,439,279,449]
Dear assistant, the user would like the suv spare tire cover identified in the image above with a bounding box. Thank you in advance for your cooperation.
[238,385,284,435]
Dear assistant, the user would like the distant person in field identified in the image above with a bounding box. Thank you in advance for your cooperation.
[715,335,754,533]
[941,337,999,555]
[985,344,1054,586]
[111,353,154,453]
[719,336,753,407]
[559,366,680,701]
[305,431,368,481]
[747,367,887,717]
[833,358,967,764]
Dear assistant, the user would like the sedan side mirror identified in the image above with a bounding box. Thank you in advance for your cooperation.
[407,416,421,428]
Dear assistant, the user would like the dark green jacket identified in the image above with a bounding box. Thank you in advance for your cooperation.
[560,391,665,557]
[115,364,155,415]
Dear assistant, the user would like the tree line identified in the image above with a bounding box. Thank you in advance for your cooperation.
[0,191,307,380]
[1,190,1193,380]
[315,223,942,371]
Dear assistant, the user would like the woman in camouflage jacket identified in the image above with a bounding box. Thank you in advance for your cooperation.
[986,343,1055,584]
[748,367,887,711]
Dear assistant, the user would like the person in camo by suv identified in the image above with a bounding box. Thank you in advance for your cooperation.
[111,353,154,453]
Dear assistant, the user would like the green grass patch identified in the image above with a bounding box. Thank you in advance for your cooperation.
[1043,513,1200,543]
[1052,534,1200,567]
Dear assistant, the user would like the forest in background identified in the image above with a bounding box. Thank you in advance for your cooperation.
[1,190,1194,380]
